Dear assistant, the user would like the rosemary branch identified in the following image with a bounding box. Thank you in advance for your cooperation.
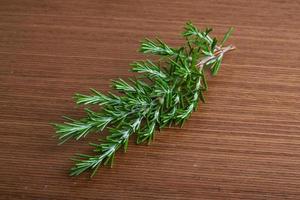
[53,21,235,177]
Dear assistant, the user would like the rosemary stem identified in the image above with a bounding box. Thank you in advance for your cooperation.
[197,44,236,70]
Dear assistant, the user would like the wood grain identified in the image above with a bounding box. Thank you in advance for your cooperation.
[1,0,300,199]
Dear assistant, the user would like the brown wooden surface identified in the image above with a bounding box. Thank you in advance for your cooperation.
[1,0,300,199]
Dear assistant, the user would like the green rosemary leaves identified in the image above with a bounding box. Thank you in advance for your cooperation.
[53,21,235,177]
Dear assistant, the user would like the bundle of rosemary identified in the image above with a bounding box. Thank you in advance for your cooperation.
[53,21,235,177]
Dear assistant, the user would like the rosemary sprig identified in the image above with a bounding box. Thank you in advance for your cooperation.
[53,21,235,177]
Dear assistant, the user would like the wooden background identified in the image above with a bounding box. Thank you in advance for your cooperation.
[1,0,300,199]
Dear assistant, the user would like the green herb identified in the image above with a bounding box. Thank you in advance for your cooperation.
[53,21,235,177]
